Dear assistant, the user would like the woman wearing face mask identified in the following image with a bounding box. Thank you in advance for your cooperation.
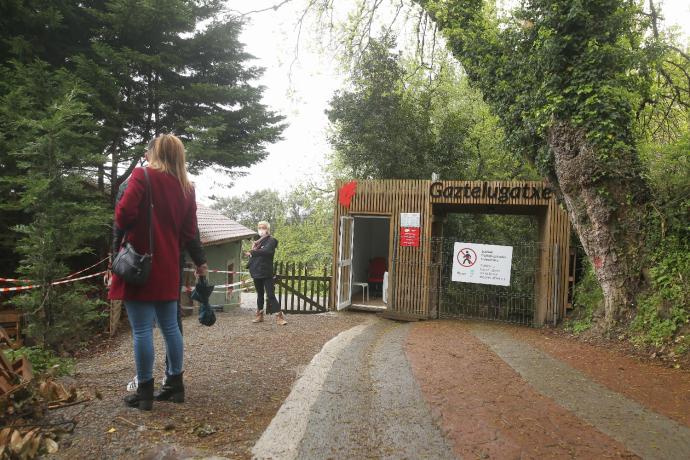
[245,221,287,325]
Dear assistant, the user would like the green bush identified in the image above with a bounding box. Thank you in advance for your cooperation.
[14,285,108,351]
[630,239,690,347]
[3,346,75,376]
[567,260,603,334]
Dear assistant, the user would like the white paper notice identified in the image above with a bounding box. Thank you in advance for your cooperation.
[452,242,513,286]
[400,213,421,228]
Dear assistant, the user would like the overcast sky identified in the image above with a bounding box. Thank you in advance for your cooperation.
[193,0,690,203]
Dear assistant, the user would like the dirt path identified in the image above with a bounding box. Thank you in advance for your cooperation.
[406,320,690,460]
[51,312,690,459]
[471,322,690,459]
[254,317,690,460]
[406,321,636,459]
[253,320,454,459]
[511,326,690,428]
[48,298,369,459]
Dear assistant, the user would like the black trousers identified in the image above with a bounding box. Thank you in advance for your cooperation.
[253,277,281,314]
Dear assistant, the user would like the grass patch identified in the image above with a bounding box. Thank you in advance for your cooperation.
[3,346,75,376]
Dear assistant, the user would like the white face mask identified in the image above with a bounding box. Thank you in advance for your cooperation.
[258,229,268,237]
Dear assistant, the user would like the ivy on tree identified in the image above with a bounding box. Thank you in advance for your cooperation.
[413,0,689,328]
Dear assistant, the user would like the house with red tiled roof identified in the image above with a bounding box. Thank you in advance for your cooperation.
[182,204,255,310]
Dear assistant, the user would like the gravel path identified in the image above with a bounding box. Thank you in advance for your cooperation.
[49,308,690,459]
[48,296,370,459]
[253,319,455,460]
[470,323,690,460]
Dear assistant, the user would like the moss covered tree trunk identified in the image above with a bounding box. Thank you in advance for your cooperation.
[414,0,654,329]
[548,121,647,327]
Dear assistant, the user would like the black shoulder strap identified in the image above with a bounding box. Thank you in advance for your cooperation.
[143,168,154,257]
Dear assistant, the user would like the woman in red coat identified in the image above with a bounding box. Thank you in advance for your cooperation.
[109,134,204,410]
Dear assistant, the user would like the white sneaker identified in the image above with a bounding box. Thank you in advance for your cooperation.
[126,375,138,392]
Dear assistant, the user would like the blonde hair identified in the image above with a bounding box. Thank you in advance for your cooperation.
[257,221,271,231]
[147,134,193,195]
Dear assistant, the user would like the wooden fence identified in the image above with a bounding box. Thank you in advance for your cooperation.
[273,262,331,313]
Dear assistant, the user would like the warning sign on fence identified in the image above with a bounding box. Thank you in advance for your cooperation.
[452,242,513,286]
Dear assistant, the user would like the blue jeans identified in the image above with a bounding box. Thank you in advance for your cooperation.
[125,300,184,382]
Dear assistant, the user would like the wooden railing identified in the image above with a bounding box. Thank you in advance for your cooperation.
[273,262,331,313]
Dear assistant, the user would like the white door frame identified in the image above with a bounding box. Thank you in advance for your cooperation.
[336,216,354,310]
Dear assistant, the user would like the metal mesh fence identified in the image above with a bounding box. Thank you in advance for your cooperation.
[430,237,541,326]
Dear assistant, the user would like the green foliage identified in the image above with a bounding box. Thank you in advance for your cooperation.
[271,186,333,266]
[0,61,110,349]
[629,123,690,348]
[212,189,286,229]
[3,346,75,376]
[416,0,652,178]
[567,261,604,334]
[630,237,690,347]
[327,35,536,181]
[0,1,285,274]
[79,1,285,180]
[214,184,334,268]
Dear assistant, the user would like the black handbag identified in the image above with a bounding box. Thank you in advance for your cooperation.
[112,168,154,286]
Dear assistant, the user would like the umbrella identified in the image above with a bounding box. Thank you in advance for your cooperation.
[192,276,216,326]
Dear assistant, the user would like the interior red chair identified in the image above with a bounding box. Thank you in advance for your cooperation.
[367,257,387,284]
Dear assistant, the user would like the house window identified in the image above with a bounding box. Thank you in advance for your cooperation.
[227,263,234,300]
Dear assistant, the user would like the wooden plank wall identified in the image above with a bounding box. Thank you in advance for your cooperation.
[332,180,431,318]
[332,180,571,324]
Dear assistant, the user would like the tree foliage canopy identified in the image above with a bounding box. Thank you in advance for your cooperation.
[0,1,286,347]
[326,34,536,181]
[0,0,285,273]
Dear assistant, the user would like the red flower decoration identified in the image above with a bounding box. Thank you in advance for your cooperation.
[338,181,358,208]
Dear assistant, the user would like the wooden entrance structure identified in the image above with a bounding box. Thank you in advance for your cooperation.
[331,180,571,326]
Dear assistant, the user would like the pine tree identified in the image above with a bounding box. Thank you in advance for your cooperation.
[1,62,110,348]
[0,1,285,282]
[73,0,286,200]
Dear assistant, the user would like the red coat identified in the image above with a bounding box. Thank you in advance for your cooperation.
[109,167,197,301]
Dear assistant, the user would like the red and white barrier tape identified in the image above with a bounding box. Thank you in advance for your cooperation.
[0,271,107,293]
[54,256,109,281]
[0,284,41,293]
[183,280,253,293]
[183,268,251,276]
[1,257,109,285]
[0,277,32,284]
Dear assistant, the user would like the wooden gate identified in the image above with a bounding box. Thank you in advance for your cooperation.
[273,262,331,313]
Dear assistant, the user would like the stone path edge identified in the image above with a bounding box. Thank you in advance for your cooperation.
[251,320,376,460]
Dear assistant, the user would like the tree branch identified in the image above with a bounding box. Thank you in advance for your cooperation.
[233,0,294,17]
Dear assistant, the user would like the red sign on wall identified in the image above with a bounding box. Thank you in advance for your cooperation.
[400,227,420,247]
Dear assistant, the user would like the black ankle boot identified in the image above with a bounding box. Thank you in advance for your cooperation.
[154,373,184,403]
[124,378,154,410]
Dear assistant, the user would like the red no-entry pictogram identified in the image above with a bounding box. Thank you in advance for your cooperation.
[457,247,477,267]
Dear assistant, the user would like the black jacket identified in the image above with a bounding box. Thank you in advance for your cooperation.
[248,236,278,279]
